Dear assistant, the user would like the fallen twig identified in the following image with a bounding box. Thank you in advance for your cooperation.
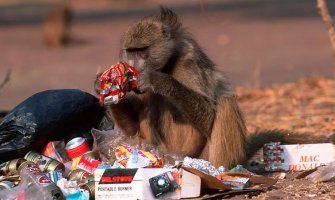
[0,70,11,93]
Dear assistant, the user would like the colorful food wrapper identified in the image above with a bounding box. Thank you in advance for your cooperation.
[114,144,163,168]
[98,62,139,106]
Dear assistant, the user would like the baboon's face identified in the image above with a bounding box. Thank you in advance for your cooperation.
[120,19,175,72]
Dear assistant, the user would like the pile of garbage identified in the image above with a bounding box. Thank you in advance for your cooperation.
[0,88,280,200]
[0,130,278,200]
[0,74,334,199]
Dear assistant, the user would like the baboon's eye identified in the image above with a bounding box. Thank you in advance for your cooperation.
[126,46,148,53]
[126,46,148,59]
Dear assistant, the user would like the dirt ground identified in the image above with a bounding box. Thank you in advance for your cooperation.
[234,77,335,200]
[1,0,335,110]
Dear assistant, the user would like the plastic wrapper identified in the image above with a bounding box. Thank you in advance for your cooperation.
[97,62,139,106]
[229,164,250,173]
[306,160,335,182]
[57,179,89,200]
[0,168,54,200]
[91,129,124,162]
[0,89,104,163]
[115,144,163,168]
[182,157,225,176]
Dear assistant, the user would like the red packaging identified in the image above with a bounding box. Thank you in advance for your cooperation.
[42,141,69,163]
[98,62,139,106]
[65,137,90,160]
[77,156,102,174]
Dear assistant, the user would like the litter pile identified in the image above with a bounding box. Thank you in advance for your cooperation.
[0,73,334,199]
[0,128,281,200]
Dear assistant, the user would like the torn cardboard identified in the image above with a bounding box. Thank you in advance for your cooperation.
[264,142,335,172]
[94,168,202,200]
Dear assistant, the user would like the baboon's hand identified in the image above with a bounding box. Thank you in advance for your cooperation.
[137,70,154,93]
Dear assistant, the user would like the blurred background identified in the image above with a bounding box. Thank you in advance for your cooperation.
[0,0,335,110]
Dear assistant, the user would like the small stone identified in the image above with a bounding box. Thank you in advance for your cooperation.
[307,194,317,198]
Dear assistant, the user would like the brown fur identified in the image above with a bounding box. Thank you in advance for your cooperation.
[43,3,72,48]
[99,7,335,169]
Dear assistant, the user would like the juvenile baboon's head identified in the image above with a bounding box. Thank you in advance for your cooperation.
[120,7,182,72]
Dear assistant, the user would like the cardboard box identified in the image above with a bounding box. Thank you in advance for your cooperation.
[263,143,335,171]
[94,168,201,200]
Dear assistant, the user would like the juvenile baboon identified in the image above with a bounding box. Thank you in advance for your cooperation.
[43,2,72,47]
[100,7,335,168]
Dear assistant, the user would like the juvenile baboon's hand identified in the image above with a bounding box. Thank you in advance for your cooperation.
[137,70,154,93]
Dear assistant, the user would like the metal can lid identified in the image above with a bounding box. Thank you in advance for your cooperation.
[66,137,86,149]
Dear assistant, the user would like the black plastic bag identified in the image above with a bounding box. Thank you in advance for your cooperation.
[0,89,104,162]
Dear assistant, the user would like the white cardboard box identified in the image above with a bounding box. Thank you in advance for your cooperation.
[264,143,335,171]
[94,168,201,200]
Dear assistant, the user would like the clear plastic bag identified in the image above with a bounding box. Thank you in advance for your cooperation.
[306,161,335,182]
[0,170,54,200]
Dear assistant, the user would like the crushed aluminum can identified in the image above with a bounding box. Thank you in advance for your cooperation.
[24,151,65,173]
[43,141,69,163]
[0,158,27,175]
[80,181,95,200]
[71,151,101,172]
[68,169,91,184]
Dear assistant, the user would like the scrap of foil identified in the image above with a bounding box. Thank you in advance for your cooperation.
[182,156,225,176]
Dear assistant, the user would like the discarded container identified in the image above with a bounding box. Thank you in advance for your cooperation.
[25,150,65,173]
[94,168,201,200]
[80,181,95,200]
[68,169,91,184]
[43,141,70,163]
[66,137,90,159]
[0,180,15,190]
[0,158,27,175]
[18,161,64,200]
[263,142,335,172]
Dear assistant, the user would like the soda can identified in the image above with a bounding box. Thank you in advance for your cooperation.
[43,141,69,163]
[80,181,95,200]
[18,161,64,200]
[0,181,15,190]
[65,137,90,159]
[68,169,90,184]
[0,158,27,175]
[24,151,65,173]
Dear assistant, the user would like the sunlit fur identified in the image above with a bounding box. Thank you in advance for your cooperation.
[102,7,335,168]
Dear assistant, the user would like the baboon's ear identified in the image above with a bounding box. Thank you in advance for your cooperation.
[157,6,181,33]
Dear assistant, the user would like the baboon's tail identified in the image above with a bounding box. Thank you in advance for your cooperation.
[246,129,335,159]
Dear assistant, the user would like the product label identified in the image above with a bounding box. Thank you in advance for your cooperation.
[37,175,52,186]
